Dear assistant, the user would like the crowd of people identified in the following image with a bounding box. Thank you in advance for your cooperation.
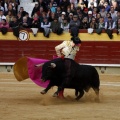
[0,0,120,38]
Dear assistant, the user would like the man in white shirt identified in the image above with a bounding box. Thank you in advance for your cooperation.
[0,10,6,22]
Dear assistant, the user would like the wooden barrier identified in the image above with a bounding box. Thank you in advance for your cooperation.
[0,29,120,64]
[0,40,120,64]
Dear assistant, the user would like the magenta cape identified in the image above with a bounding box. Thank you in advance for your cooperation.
[27,57,50,88]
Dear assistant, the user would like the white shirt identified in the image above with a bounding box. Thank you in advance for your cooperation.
[0,15,6,22]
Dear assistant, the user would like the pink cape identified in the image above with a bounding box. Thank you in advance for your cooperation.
[27,57,50,88]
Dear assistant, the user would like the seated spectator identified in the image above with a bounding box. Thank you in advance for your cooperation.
[98,0,105,9]
[109,6,117,22]
[60,17,69,32]
[55,6,62,18]
[96,17,105,34]
[50,17,61,34]
[70,0,78,7]
[68,12,73,22]
[58,11,66,23]
[75,7,83,15]
[88,2,94,11]
[110,0,117,10]
[48,2,56,13]
[32,13,39,21]
[66,6,72,17]
[40,17,50,31]
[59,0,70,12]
[77,1,86,10]
[39,12,47,23]
[6,11,14,23]
[105,16,116,29]
[116,10,120,21]
[46,8,52,18]
[92,7,98,18]
[81,17,89,29]
[83,8,88,17]
[70,3,76,14]
[24,12,32,27]
[17,12,22,24]
[31,13,40,28]
[0,10,6,22]
[0,0,4,8]
[14,0,20,14]
[116,18,120,34]
[18,7,27,17]
[88,1,97,8]
[96,13,102,23]
[9,16,19,28]
[48,0,58,8]
[49,12,56,22]
[4,3,16,16]
[31,2,39,17]
[104,12,111,22]
[4,0,15,12]
[21,16,30,28]
[9,15,20,38]
[100,6,107,18]
[104,2,110,12]
[117,0,120,8]
[38,0,48,12]
[97,17,105,29]
[36,6,44,17]
[0,19,9,28]
[87,11,93,23]
[69,15,80,29]
[89,17,97,29]
[0,2,4,11]
[78,12,84,23]
[105,16,116,39]
[40,17,51,37]
[83,0,88,8]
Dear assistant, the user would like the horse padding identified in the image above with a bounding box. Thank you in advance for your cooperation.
[13,57,29,81]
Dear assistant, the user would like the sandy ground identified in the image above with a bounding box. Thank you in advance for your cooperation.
[0,73,120,120]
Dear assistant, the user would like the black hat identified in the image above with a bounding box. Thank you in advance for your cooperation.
[71,36,82,44]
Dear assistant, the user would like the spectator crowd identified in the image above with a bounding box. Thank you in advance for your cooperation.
[0,0,120,38]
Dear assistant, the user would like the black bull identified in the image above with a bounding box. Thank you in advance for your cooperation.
[40,58,100,100]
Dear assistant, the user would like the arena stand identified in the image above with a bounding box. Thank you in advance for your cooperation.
[0,29,120,74]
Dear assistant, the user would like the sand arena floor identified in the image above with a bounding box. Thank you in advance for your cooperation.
[0,73,120,120]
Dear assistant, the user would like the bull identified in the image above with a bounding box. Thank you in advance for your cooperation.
[39,58,100,100]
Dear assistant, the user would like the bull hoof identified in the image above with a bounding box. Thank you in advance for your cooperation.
[53,92,58,97]
[75,97,80,101]
[40,90,46,94]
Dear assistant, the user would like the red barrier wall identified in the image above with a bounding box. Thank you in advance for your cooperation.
[0,40,120,64]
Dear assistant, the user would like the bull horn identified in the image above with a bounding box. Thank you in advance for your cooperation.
[50,63,56,68]
[35,63,44,67]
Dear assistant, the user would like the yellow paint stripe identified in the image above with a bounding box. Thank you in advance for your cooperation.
[0,32,120,41]
[0,32,17,40]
